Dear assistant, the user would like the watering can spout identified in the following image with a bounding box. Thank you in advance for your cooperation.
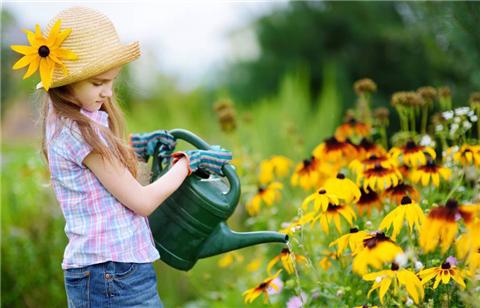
[198,222,289,259]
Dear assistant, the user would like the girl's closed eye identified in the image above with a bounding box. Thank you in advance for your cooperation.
[92,82,102,87]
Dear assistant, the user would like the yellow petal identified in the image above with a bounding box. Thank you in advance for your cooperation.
[12,54,37,70]
[47,19,62,46]
[11,45,37,56]
[39,57,54,91]
[23,56,40,79]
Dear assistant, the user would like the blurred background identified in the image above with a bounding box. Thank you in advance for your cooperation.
[2,1,480,307]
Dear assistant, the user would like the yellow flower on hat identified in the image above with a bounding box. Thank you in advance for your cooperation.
[10,19,77,91]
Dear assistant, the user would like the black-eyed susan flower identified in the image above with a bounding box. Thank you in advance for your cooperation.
[246,182,283,216]
[355,138,387,159]
[382,182,419,204]
[335,117,371,141]
[352,232,403,275]
[242,269,282,304]
[379,196,425,240]
[329,228,370,256]
[410,160,451,187]
[267,248,307,275]
[417,259,466,289]
[318,250,338,271]
[363,262,424,304]
[301,188,339,213]
[349,153,396,176]
[313,137,357,164]
[324,173,361,203]
[355,188,383,216]
[452,144,480,167]
[397,164,411,179]
[258,155,292,185]
[310,203,357,234]
[291,156,330,191]
[361,164,403,192]
[10,19,77,91]
[389,140,436,167]
[456,220,480,274]
[419,199,475,253]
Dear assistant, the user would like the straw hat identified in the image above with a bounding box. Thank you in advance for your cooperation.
[35,6,140,89]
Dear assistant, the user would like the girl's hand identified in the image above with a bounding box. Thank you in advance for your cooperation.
[129,130,176,162]
[171,147,232,176]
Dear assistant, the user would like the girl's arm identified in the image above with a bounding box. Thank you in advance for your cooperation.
[83,152,189,217]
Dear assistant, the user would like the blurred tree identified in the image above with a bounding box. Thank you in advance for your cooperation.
[223,1,480,107]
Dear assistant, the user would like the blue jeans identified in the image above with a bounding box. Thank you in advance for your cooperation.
[64,261,164,308]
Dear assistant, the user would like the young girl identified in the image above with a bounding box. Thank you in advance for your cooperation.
[11,6,231,307]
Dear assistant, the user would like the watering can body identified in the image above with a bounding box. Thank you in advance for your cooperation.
[147,129,287,271]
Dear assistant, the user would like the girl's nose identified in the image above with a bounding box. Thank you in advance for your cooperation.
[100,87,113,98]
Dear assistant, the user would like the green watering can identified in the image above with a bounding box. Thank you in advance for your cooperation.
[147,129,288,271]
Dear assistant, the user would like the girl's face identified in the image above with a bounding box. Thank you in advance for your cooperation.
[70,66,122,112]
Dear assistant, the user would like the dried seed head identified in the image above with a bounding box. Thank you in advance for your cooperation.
[213,98,237,133]
[354,78,377,95]
[469,92,480,108]
[438,86,451,99]
[373,107,389,123]
[391,91,424,107]
[417,86,437,104]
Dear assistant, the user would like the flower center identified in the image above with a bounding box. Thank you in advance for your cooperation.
[318,189,326,195]
[441,262,451,269]
[38,45,50,57]
[368,154,378,161]
[349,227,359,233]
[391,262,399,271]
[281,248,290,254]
[336,173,345,179]
[400,196,412,205]
[406,140,416,149]
[446,199,458,209]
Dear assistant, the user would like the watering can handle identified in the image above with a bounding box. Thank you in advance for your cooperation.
[152,129,240,206]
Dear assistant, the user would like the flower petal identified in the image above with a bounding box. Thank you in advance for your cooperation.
[23,56,40,79]
[11,45,37,56]
[12,54,37,70]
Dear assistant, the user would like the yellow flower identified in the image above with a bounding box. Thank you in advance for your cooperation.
[352,232,403,275]
[410,160,451,187]
[258,155,292,185]
[417,261,466,289]
[355,188,383,216]
[318,250,338,271]
[217,251,244,268]
[290,156,328,190]
[329,228,370,256]
[419,199,475,253]
[379,196,425,240]
[355,138,387,160]
[349,153,397,176]
[301,187,339,213]
[363,263,424,304]
[309,203,356,234]
[323,173,361,203]
[456,220,480,274]
[267,248,306,275]
[10,19,77,91]
[335,117,371,141]
[361,164,403,192]
[313,137,358,164]
[242,269,282,304]
[246,182,283,216]
[389,140,436,167]
[382,182,419,204]
[452,144,480,167]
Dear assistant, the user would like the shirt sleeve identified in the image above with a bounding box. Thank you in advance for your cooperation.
[54,121,93,168]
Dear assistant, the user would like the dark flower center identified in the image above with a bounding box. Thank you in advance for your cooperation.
[281,248,290,254]
[258,186,265,194]
[391,262,399,271]
[363,232,388,249]
[350,227,359,233]
[406,140,416,149]
[441,262,451,269]
[318,189,326,194]
[368,154,378,161]
[336,173,345,179]
[38,45,50,57]
[303,157,313,167]
[348,117,357,125]
[400,196,412,205]
[446,199,458,209]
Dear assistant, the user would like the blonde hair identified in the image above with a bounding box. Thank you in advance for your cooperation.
[40,85,138,178]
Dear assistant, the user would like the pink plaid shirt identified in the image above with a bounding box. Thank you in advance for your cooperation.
[46,101,159,269]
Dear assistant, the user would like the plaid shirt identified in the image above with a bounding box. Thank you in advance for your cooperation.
[46,102,159,269]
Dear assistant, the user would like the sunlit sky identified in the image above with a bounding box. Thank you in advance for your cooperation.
[3,0,287,90]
